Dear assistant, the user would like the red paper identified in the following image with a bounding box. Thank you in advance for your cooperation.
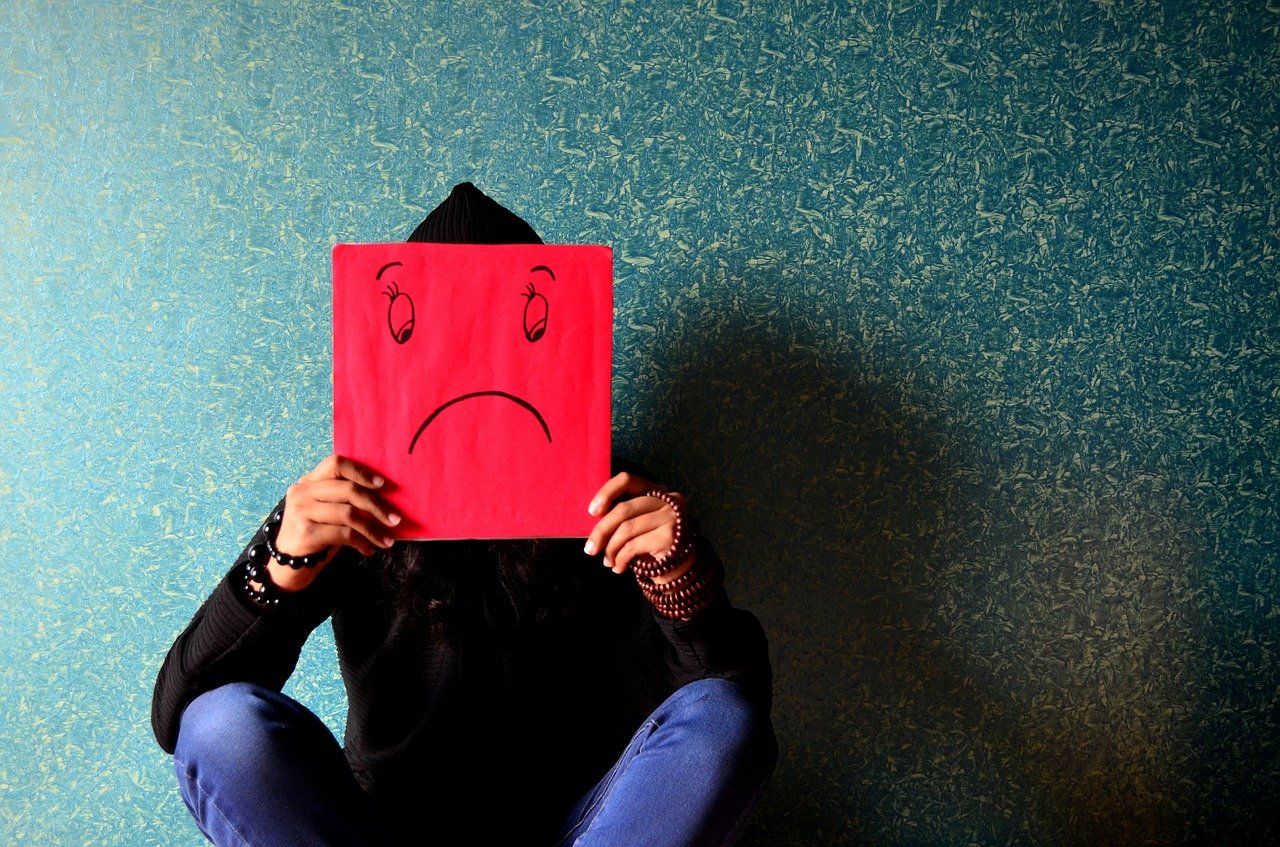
[333,243,612,539]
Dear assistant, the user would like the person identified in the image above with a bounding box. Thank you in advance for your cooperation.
[151,182,776,846]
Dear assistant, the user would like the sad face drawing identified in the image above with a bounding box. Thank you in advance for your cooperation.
[333,243,613,540]
[403,263,556,453]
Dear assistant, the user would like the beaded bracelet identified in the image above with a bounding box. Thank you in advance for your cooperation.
[641,554,725,620]
[630,489,696,580]
[240,541,281,608]
[635,558,703,597]
[638,553,721,604]
[238,504,324,608]
[261,508,326,569]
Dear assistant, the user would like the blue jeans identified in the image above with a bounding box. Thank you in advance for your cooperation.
[174,678,777,846]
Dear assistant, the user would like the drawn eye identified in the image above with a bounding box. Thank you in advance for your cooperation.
[522,282,548,343]
[382,281,415,344]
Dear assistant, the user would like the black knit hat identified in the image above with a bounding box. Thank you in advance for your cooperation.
[407,181,543,245]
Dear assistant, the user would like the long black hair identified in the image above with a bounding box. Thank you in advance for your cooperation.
[365,538,583,635]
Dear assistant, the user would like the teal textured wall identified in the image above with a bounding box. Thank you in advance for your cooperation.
[2,1,1276,843]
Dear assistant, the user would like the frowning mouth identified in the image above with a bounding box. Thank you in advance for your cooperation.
[408,391,551,454]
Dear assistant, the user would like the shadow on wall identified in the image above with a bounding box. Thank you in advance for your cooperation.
[631,269,1190,845]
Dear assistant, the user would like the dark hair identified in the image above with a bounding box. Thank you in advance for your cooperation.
[367,538,581,635]
[406,181,544,245]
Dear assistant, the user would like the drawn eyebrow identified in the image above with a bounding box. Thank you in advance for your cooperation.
[376,261,404,280]
[530,265,555,281]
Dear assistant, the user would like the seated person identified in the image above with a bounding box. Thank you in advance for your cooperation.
[151,182,776,846]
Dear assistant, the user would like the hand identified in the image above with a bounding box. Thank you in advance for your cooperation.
[264,454,400,592]
[583,472,697,585]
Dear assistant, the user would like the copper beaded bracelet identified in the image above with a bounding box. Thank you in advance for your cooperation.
[641,555,725,620]
[645,560,727,621]
[630,489,697,580]
[626,488,724,619]
[635,558,703,596]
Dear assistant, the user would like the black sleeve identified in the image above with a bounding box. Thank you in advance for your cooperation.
[605,456,774,712]
[652,536,774,713]
[150,502,347,754]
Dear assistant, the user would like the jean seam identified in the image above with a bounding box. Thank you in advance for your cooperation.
[177,757,253,847]
[552,718,661,847]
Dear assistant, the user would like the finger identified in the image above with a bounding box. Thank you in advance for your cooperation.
[603,507,670,563]
[606,513,675,573]
[297,501,395,553]
[276,514,378,559]
[303,454,385,489]
[277,511,376,557]
[587,471,656,517]
[611,522,682,574]
[302,454,341,483]
[584,494,663,558]
[318,527,378,558]
[332,455,386,489]
[301,479,401,528]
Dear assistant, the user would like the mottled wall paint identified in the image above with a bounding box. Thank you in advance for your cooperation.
[1,1,1276,844]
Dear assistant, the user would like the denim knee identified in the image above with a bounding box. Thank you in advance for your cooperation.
[661,678,779,780]
[174,682,282,770]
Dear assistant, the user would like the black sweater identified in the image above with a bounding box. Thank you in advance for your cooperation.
[151,502,772,843]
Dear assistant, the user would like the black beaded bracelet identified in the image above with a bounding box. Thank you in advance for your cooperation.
[261,508,326,569]
[241,542,281,608]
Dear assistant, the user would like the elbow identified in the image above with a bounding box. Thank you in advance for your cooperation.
[151,708,179,756]
[150,668,181,756]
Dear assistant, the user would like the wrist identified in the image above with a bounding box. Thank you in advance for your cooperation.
[637,550,724,620]
[263,555,329,592]
[263,508,328,569]
[650,552,698,586]
[239,505,334,606]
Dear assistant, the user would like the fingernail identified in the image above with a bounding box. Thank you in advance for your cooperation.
[587,498,601,515]
[372,475,385,488]
[387,513,402,526]
[382,536,395,547]
[583,539,597,555]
